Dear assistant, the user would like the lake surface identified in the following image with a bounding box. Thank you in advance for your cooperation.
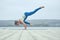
[0,19,60,27]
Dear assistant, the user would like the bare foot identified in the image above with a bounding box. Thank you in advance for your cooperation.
[30,23,32,26]
[40,6,44,8]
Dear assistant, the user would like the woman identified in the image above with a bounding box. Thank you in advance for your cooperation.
[15,6,44,29]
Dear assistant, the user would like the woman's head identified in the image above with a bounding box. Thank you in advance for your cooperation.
[15,21,19,25]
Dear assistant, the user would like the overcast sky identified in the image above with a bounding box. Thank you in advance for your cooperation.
[0,0,60,20]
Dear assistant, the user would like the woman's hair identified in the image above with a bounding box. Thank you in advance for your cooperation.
[15,20,18,25]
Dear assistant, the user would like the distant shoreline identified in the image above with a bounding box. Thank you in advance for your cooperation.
[0,19,60,27]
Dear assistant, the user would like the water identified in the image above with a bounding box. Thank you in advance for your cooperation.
[0,19,60,27]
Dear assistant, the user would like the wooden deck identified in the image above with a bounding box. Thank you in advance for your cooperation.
[0,27,60,40]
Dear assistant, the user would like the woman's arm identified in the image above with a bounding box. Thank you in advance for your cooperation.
[19,20,27,29]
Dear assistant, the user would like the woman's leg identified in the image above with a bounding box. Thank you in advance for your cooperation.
[24,21,30,25]
[24,6,44,25]
[23,16,30,25]
[32,7,41,13]
[24,7,41,16]
[24,7,41,25]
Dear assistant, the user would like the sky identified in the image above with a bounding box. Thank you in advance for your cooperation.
[0,0,60,20]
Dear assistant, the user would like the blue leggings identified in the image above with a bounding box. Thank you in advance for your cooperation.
[24,7,41,25]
